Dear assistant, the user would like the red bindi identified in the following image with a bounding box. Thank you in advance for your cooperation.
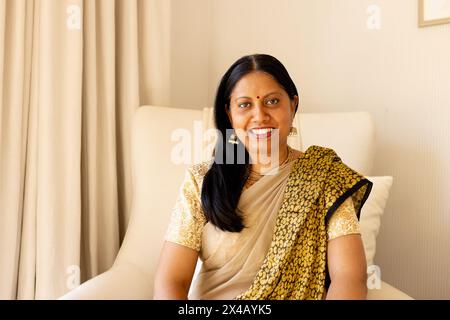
[256,96,260,99]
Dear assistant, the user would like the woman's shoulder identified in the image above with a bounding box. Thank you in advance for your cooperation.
[289,145,350,187]
[186,159,213,185]
[303,145,358,179]
[293,145,340,167]
[308,145,339,158]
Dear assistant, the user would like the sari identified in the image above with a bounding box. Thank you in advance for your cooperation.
[165,145,373,300]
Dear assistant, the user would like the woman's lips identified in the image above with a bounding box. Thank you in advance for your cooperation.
[248,128,274,139]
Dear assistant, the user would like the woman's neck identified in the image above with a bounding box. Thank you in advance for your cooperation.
[249,146,290,175]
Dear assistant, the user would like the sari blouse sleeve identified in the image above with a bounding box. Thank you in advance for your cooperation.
[164,167,207,252]
[323,149,373,239]
[327,197,360,240]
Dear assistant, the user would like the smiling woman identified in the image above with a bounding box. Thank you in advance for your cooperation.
[154,54,372,300]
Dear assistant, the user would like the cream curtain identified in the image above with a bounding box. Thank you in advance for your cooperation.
[0,0,170,299]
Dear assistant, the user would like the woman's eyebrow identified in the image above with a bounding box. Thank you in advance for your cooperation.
[234,91,282,102]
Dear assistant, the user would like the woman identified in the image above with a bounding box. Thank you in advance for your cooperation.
[154,54,372,300]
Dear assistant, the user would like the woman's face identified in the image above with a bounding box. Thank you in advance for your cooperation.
[226,70,298,162]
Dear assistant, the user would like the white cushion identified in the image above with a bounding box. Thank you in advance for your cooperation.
[359,176,394,266]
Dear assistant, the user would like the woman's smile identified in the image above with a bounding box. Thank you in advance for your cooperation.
[248,127,275,139]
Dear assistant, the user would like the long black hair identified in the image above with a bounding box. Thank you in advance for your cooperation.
[200,54,299,232]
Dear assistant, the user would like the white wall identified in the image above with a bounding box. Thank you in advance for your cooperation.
[170,0,450,299]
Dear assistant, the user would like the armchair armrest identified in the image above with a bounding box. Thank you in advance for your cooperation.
[367,281,413,300]
[59,262,153,300]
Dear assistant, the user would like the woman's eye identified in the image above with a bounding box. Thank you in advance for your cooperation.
[266,98,279,105]
[238,102,251,108]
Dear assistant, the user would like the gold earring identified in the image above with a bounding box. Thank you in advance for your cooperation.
[228,130,239,144]
[288,126,298,137]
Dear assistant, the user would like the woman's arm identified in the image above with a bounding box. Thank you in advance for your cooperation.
[153,241,199,299]
[326,234,368,300]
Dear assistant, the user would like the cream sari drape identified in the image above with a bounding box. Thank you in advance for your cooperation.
[189,159,296,300]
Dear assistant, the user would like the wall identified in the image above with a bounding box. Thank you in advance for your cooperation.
[170,0,450,299]
[170,0,211,109]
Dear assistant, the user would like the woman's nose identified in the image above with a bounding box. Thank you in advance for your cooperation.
[252,103,270,122]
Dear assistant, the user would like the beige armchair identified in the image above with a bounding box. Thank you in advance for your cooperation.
[61,105,412,300]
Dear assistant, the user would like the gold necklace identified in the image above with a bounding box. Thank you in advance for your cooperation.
[245,146,294,188]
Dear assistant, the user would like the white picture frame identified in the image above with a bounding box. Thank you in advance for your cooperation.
[419,0,450,27]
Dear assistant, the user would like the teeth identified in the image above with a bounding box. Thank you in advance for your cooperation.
[251,128,273,134]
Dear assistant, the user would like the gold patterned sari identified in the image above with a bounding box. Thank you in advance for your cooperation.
[165,145,373,300]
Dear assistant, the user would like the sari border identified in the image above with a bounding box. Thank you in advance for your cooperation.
[324,178,374,224]
[323,177,373,291]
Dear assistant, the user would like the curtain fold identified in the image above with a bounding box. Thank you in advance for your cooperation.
[0,0,171,299]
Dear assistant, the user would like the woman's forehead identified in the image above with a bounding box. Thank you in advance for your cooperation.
[232,72,283,97]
